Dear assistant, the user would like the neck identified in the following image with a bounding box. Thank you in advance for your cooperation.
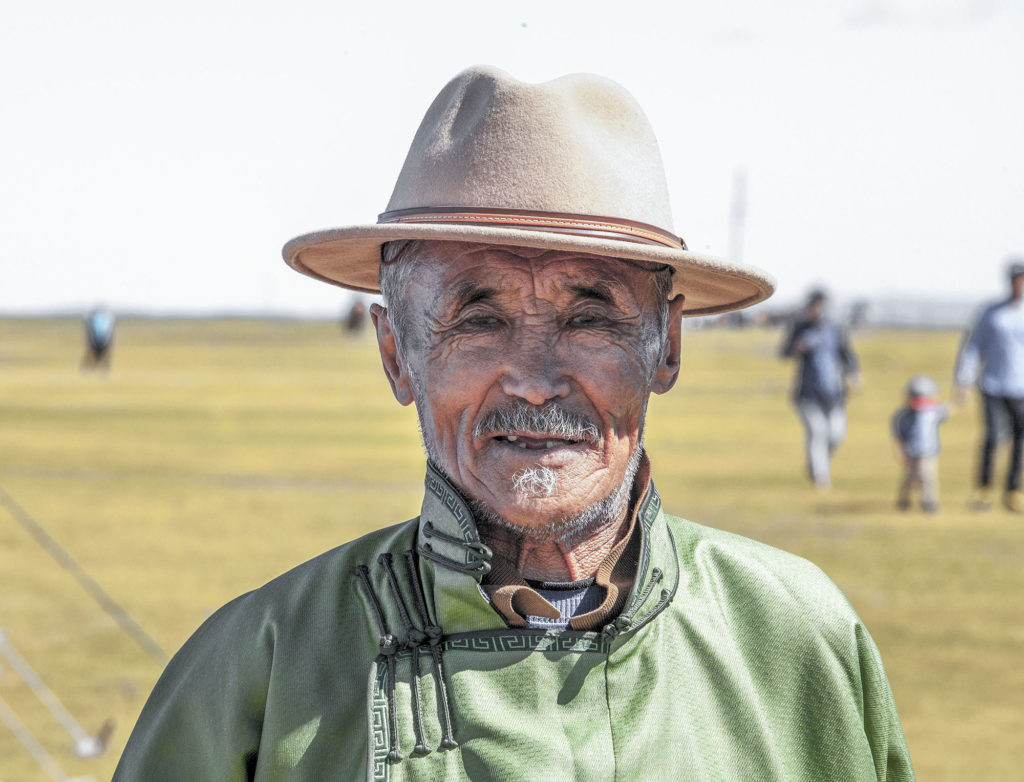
[480,511,632,582]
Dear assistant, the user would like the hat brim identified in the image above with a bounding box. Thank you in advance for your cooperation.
[283,223,774,317]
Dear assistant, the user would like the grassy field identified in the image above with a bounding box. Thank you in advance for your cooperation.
[0,317,1021,780]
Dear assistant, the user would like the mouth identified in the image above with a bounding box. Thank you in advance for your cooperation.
[491,433,588,451]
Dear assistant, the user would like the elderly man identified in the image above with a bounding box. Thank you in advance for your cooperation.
[115,67,913,781]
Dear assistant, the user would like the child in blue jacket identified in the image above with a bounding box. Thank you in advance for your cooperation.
[892,375,949,513]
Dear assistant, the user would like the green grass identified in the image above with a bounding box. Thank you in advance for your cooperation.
[0,318,1021,780]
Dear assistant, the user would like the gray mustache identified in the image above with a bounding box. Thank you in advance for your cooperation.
[474,402,600,443]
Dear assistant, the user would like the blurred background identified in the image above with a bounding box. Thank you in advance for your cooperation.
[2,1,1023,779]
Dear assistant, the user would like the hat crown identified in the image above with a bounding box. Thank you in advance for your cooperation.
[386,66,675,232]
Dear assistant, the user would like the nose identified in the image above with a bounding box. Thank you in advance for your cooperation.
[498,343,572,406]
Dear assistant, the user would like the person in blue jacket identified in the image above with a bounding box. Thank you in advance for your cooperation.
[781,290,861,489]
[954,259,1024,511]
[82,307,116,370]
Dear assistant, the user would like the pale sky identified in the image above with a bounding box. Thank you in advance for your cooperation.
[2,0,1022,315]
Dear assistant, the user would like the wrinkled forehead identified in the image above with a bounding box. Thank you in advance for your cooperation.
[408,241,659,306]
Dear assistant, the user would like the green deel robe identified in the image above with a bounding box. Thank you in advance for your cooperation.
[115,464,914,781]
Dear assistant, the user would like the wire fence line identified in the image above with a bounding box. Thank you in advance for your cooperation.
[0,484,168,665]
[0,630,107,758]
[0,692,74,782]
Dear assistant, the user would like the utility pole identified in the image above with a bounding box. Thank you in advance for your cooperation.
[728,168,747,265]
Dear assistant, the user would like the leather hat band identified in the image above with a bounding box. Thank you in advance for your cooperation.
[377,207,687,251]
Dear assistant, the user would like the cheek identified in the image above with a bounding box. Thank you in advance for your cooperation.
[418,346,496,432]
[425,341,501,390]
[562,337,657,411]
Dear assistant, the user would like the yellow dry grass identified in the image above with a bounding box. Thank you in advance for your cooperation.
[0,318,1021,780]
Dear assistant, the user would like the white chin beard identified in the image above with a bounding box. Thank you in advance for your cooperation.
[468,448,643,544]
[512,466,557,498]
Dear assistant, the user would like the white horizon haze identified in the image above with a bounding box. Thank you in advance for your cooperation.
[2,0,1022,317]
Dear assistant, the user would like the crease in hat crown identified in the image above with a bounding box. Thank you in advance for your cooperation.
[382,65,675,229]
[283,65,775,316]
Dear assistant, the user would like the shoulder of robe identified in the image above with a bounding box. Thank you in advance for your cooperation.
[176,517,422,661]
[662,514,863,645]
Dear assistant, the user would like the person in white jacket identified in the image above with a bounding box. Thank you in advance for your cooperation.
[954,260,1024,511]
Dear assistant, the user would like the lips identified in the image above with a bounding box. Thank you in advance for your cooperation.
[494,434,582,450]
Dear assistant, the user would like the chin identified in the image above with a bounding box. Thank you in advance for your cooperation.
[503,497,583,527]
[502,477,609,519]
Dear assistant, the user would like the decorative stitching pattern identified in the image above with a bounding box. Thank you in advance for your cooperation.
[370,631,611,658]
[371,662,390,781]
[443,633,610,654]
[633,485,662,597]
[425,474,476,542]
[645,487,662,529]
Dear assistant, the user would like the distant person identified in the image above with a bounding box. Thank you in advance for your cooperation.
[343,298,368,335]
[81,307,115,370]
[892,375,949,513]
[954,259,1024,512]
[781,290,862,489]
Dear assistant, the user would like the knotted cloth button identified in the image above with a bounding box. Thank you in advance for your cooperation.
[379,633,400,656]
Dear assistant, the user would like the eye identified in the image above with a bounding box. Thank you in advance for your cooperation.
[461,313,503,330]
[567,311,611,328]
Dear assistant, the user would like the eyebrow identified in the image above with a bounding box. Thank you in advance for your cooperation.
[448,281,499,312]
[567,281,617,304]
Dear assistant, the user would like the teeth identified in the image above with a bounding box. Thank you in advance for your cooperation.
[498,435,581,449]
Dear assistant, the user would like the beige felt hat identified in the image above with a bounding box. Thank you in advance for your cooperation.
[283,66,774,316]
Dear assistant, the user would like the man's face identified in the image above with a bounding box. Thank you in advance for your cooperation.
[373,242,684,535]
[1011,274,1024,299]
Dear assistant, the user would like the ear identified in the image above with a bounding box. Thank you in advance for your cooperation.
[651,295,686,394]
[371,303,415,406]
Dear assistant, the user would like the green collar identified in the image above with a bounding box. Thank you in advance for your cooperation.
[415,459,679,639]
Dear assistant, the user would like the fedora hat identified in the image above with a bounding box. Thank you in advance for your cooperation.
[283,66,774,316]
